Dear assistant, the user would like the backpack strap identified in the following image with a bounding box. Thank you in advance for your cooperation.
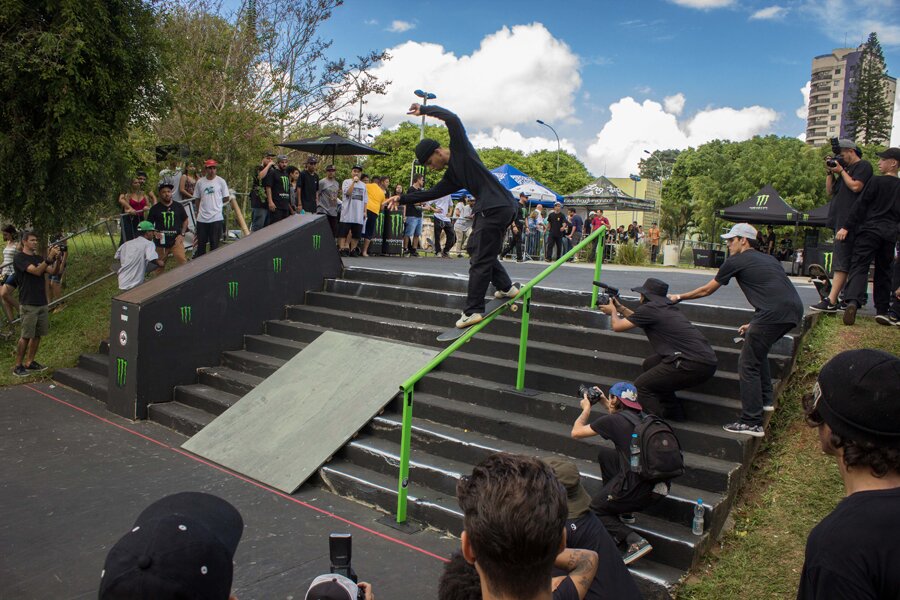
[620,410,643,428]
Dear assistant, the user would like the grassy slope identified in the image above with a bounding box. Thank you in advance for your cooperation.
[677,316,900,599]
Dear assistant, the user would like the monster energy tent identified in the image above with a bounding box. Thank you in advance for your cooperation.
[718,185,802,225]
[564,176,656,211]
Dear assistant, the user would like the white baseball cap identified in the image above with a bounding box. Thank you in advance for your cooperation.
[721,223,758,240]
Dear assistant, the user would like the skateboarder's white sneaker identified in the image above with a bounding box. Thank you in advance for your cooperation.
[456,312,483,328]
[493,284,519,299]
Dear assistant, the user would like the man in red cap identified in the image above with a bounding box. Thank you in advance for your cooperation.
[191,160,231,257]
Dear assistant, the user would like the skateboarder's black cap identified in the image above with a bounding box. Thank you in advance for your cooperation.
[632,277,670,303]
[876,147,900,162]
[415,138,440,166]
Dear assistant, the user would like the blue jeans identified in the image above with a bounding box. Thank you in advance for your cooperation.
[250,207,269,232]
[404,216,422,238]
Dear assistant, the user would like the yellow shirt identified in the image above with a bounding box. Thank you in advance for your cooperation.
[366,183,385,214]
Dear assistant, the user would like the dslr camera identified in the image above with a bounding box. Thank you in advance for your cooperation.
[329,533,365,599]
[578,383,604,405]
[593,281,620,306]
[825,137,843,169]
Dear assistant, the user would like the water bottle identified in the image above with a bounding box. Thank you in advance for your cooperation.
[629,433,640,472]
[692,499,704,536]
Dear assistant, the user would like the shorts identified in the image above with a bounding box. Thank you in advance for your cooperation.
[404,216,422,238]
[49,274,62,284]
[832,235,853,272]
[338,221,362,240]
[363,210,379,240]
[4,273,17,288]
[21,304,49,339]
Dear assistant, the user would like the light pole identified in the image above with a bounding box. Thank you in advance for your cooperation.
[629,174,641,226]
[536,119,560,173]
[414,89,437,141]
[643,149,664,180]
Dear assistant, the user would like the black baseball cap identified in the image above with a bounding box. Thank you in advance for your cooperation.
[876,147,900,162]
[815,349,900,446]
[307,156,319,164]
[415,138,440,165]
[326,165,336,171]
[99,492,244,600]
[158,182,174,191]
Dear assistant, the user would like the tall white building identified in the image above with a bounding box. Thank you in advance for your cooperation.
[806,45,896,147]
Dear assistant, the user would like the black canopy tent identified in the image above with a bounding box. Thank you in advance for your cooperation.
[565,176,656,211]
[798,202,830,227]
[717,184,802,225]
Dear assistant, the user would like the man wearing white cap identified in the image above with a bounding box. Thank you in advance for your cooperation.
[667,223,803,437]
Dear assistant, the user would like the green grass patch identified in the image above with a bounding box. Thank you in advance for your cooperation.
[677,316,900,599]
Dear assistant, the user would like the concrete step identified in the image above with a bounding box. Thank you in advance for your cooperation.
[54,367,108,403]
[173,383,239,417]
[197,366,263,397]
[77,353,109,377]
[148,401,213,437]
[221,349,285,378]
[244,334,305,361]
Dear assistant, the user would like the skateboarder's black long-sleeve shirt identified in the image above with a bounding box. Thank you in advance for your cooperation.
[397,106,516,213]
[844,175,900,240]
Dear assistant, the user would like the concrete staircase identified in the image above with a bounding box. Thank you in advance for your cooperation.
[54,265,807,599]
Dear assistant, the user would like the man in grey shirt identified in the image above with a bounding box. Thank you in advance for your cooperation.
[317,164,340,239]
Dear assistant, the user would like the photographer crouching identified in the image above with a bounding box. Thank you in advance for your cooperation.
[597,278,718,421]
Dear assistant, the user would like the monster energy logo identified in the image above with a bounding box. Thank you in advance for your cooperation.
[161,211,175,229]
[823,252,833,272]
[312,235,321,250]
[180,305,192,324]
[391,214,403,235]
[272,257,283,273]
[281,176,290,190]
[116,358,127,388]
[375,212,384,236]
[227,281,239,298]
[755,195,769,207]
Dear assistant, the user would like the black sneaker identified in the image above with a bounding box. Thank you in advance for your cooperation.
[875,312,900,327]
[842,302,858,326]
[25,361,47,372]
[620,513,636,524]
[809,299,837,313]
[837,301,849,311]
[723,422,764,437]
[622,538,653,565]
[350,247,362,257]
[13,365,28,377]
[339,248,350,257]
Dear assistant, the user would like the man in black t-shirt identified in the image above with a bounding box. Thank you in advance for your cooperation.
[264,155,294,224]
[297,156,320,214]
[402,173,425,257]
[669,223,803,437]
[456,453,597,600]
[571,382,666,565]
[249,153,274,232]
[811,139,873,313]
[501,192,529,261]
[840,148,900,326]
[545,202,566,261]
[599,277,717,421]
[12,232,61,377]
[147,183,189,266]
[798,349,900,600]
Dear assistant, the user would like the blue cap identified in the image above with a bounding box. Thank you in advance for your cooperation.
[609,382,641,410]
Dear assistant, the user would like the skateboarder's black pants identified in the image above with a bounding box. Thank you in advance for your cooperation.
[545,234,564,261]
[433,218,456,254]
[466,204,516,315]
[590,446,660,546]
[891,249,900,316]
[501,227,524,260]
[634,355,717,421]
[844,230,895,315]
[739,322,794,426]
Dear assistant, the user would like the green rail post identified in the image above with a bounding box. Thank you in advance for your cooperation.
[396,387,414,523]
[590,226,607,309]
[515,290,532,390]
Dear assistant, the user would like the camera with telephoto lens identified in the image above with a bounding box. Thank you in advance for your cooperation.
[578,383,604,405]
[593,281,620,306]
[825,137,843,169]
[55,242,67,253]
[329,533,365,599]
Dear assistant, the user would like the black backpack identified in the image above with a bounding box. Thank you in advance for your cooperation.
[621,411,685,482]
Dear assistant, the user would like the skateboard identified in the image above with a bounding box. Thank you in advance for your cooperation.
[437,292,520,342]
[808,264,832,301]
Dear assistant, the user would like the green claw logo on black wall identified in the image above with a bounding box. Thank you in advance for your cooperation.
[312,235,321,250]
[823,252,833,272]
[756,195,769,207]
[228,281,239,298]
[391,214,403,236]
[273,257,283,273]
[116,357,127,388]
[180,305,192,324]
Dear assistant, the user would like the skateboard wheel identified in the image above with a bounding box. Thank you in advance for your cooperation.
[510,304,518,312]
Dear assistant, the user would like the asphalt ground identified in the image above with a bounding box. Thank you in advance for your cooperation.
[0,383,456,599]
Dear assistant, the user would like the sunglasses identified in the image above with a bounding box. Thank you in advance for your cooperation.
[802,381,824,426]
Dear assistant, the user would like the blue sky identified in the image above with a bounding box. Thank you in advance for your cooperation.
[260,0,900,174]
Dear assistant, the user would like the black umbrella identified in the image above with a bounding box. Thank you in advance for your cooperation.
[277,133,386,163]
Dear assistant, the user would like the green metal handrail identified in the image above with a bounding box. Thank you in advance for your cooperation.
[394,225,607,523]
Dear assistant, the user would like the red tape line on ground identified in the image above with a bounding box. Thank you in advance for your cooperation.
[24,384,450,563]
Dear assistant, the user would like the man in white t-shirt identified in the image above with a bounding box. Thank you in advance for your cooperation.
[428,194,456,258]
[191,159,231,258]
[338,165,367,257]
[115,221,164,291]
[453,196,474,257]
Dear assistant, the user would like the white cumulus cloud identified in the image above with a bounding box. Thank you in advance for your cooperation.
[800,0,900,46]
[796,81,811,120]
[585,96,779,176]
[664,93,686,116]
[668,0,734,9]
[750,5,788,20]
[387,20,415,33]
[469,127,577,154]
[361,23,582,132]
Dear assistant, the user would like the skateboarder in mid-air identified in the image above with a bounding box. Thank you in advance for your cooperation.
[387,104,518,328]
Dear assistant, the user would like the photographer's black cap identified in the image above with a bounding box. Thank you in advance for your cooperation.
[816,349,900,447]
[415,138,440,166]
[99,492,244,600]
[632,277,670,302]
[876,147,900,162]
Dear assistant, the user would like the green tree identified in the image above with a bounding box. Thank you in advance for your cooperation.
[846,32,893,145]
[0,0,170,235]
[363,122,450,188]
[522,150,594,195]
[638,149,680,181]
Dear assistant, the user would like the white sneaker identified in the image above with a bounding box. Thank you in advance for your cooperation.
[493,284,520,299]
[456,312,483,328]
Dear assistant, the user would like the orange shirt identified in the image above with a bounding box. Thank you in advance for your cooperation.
[648,227,660,245]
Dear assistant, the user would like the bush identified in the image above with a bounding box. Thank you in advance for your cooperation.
[613,243,649,266]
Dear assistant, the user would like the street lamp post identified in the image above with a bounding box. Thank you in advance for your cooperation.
[414,89,437,141]
[629,174,641,226]
[643,149,664,180]
[536,119,560,173]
